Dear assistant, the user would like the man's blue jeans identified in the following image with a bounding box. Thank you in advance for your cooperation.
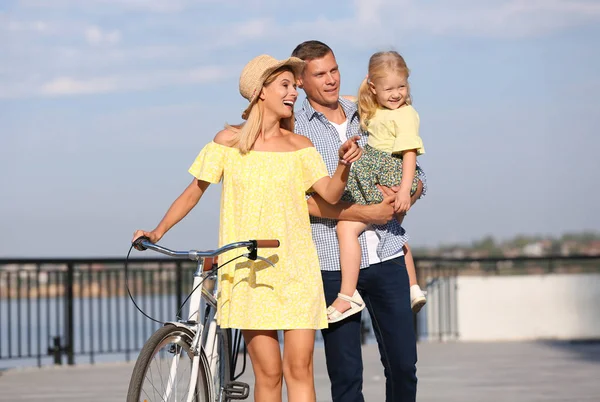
[321,256,418,402]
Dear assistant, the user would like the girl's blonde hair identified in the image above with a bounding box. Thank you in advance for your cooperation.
[226,66,296,154]
[358,51,411,132]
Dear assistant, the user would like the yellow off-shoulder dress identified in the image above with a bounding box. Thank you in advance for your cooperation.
[188,141,329,330]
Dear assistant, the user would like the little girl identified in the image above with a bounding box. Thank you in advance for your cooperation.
[327,50,427,323]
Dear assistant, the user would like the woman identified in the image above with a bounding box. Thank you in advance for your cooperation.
[132,54,362,402]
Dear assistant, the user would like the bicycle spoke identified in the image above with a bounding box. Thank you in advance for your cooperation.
[154,353,165,399]
[147,361,158,401]
[133,334,196,402]
[173,356,185,402]
[141,378,167,402]
[156,351,170,400]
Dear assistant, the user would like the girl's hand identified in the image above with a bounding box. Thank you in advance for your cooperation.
[132,229,163,246]
[338,135,362,165]
[394,191,411,214]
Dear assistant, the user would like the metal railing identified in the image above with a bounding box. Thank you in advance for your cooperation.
[1,254,598,368]
[413,254,600,342]
[0,257,198,368]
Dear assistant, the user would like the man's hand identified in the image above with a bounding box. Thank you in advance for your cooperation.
[377,184,407,224]
[377,184,401,197]
[365,195,396,225]
[378,183,422,206]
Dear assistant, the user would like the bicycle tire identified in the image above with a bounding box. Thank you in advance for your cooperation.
[127,324,211,402]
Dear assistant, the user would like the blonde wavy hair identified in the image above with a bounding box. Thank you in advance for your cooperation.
[358,51,411,132]
[226,66,296,154]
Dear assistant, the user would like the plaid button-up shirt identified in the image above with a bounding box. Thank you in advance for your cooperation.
[296,97,426,272]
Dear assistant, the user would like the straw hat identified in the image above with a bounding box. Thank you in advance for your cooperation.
[239,54,305,120]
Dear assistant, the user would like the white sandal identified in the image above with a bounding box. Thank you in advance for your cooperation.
[326,290,365,323]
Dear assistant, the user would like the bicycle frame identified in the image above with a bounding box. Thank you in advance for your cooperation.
[164,262,218,402]
[131,237,278,402]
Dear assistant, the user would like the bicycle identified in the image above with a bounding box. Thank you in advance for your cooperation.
[126,236,280,402]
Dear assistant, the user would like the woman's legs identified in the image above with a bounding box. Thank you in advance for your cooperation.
[243,330,283,402]
[333,220,368,316]
[242,329,318,402]
[282,329,317,402]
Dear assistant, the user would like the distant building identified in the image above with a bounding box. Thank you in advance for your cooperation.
[523,242,544,257]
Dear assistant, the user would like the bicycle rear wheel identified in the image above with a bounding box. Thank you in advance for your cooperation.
[127,325,210,402]
[214,328,232,400]
[213,328,250,400]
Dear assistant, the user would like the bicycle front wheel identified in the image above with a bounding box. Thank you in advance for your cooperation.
[127,325,211,402]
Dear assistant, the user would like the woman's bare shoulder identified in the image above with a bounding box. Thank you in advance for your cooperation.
[213,127,238,147]
[286,131,315,150]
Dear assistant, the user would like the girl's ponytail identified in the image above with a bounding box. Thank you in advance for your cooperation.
[357,77,378,132]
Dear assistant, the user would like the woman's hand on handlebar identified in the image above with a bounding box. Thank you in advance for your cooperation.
[132,229,162,245]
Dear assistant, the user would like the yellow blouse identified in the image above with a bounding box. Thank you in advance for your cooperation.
[366,105,425,155]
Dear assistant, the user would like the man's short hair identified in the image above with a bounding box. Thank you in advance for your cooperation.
[291,40,334,61]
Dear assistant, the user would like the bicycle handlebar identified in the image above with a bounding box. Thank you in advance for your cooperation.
[132,236,280,262]
[254,239,280,248]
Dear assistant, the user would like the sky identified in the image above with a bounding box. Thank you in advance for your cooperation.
[1,0,599,258]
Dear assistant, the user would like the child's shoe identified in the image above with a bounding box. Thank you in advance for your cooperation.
[410,285,426,313]
[327,290,366,323]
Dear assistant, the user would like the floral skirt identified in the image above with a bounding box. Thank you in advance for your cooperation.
[342,145,421,205]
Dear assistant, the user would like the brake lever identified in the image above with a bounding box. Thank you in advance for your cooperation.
[242,253,275,267]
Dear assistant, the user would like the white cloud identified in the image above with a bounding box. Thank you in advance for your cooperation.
[37,65,233,97]
[2,17,51,34]
[18,0,227,13]
[0,64,234,99]
[202,0,600,51]
[3,0,599,100]
[279,0,600,42]
[11,1,600,40]
[354,0,385,25]
[84,26,121,46]
[233,18,271,39]
[365,0,600,39]
[40,76,116,96]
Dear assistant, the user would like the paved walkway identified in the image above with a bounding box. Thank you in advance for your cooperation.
[0,341,599,401]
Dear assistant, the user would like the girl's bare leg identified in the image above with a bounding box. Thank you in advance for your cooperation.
[403,243,427,312]
[282,329,316,402]
[334,220,368,314]
[243,330,283,402]
[398,180,426,311]
[403,243,417,287]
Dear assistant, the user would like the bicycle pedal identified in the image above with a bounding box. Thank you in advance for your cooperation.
[223,381,250,400]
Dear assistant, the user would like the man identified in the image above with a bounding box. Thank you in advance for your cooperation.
[292,40,425,402]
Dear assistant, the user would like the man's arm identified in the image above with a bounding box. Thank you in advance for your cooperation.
[307,193,396,225]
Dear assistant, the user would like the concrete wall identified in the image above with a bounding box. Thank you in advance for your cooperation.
[422,273,600,342]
